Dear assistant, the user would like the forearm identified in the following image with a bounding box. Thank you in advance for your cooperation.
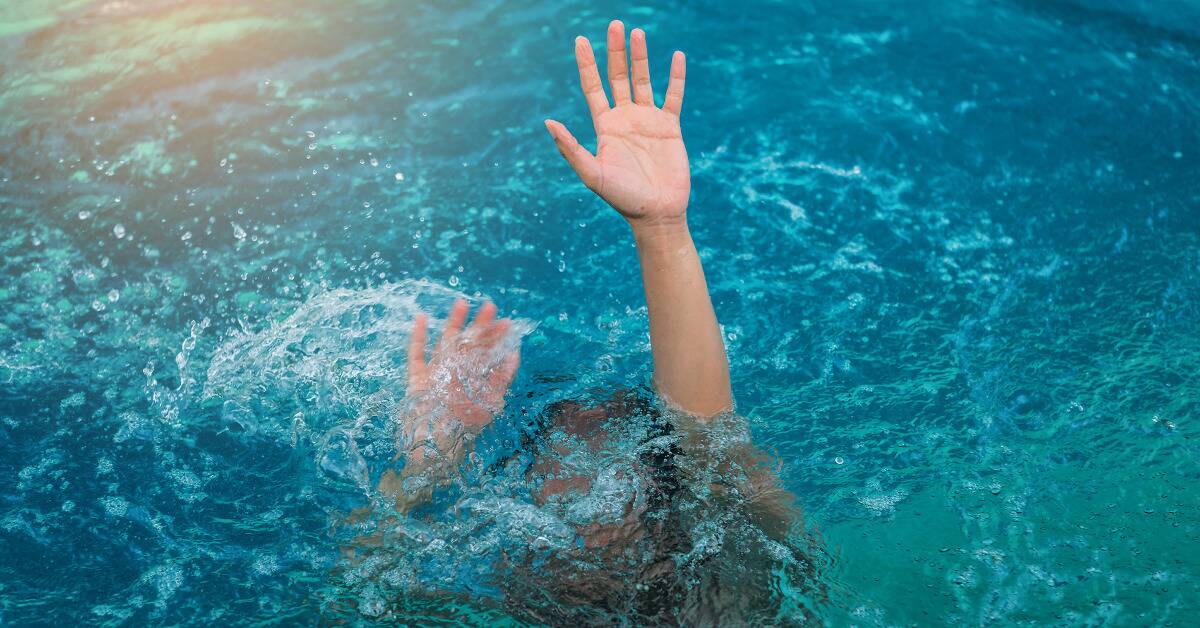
[631,219,732,418]
[378,408,471,514]
[633,221,796,535]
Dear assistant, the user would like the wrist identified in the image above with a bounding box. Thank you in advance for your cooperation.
[629,215,692,248]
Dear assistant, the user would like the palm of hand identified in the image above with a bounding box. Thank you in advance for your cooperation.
[426,347,513,430]
[406,300,520,435]
[545,21,691,226]
[593,106,689,222]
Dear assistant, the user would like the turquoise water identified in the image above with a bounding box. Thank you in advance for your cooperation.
[2,0,1199,624]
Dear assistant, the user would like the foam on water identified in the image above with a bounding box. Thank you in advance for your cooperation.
[205,280,530,441]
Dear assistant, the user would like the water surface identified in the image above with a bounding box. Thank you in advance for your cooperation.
[1,0,1198,624]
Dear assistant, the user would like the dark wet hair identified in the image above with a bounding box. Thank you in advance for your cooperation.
[492,388,825,625]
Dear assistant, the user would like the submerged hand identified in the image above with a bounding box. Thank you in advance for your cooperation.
[379,299,519,511]
[545,20,689,227]
[405,299,520,435]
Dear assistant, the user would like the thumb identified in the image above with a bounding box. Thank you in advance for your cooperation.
[544,119,601,192]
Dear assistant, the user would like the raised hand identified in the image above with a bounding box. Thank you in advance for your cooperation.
[378,300,519,511]
[545,20,689,227]
[405,299,520,435]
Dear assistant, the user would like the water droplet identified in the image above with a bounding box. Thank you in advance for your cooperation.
[91,299,106,312]
[112,224,126,238]
[233,223,247,241]
[834,456,844,465]
[448,275,460,287]
[106,289,120,303]
[394,172,405,181]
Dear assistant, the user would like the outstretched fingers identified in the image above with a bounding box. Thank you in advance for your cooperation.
[663,51,686,115]
[544,119,602,191]
[435,298,470,353]
[606,20,632,105]
[630,28,654,105]
[574,37,610,123]
[407,313,429,391]
[468,301,498,332]
[481,318,511,348]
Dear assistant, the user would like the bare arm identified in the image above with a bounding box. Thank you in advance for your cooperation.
[632,223,732,416]
[545,20,731,418]
[546,22,804,542]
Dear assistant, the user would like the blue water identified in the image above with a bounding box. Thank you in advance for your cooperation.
[2,0,1198,624]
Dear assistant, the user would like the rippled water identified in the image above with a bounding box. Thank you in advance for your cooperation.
[2,0,1198,624]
